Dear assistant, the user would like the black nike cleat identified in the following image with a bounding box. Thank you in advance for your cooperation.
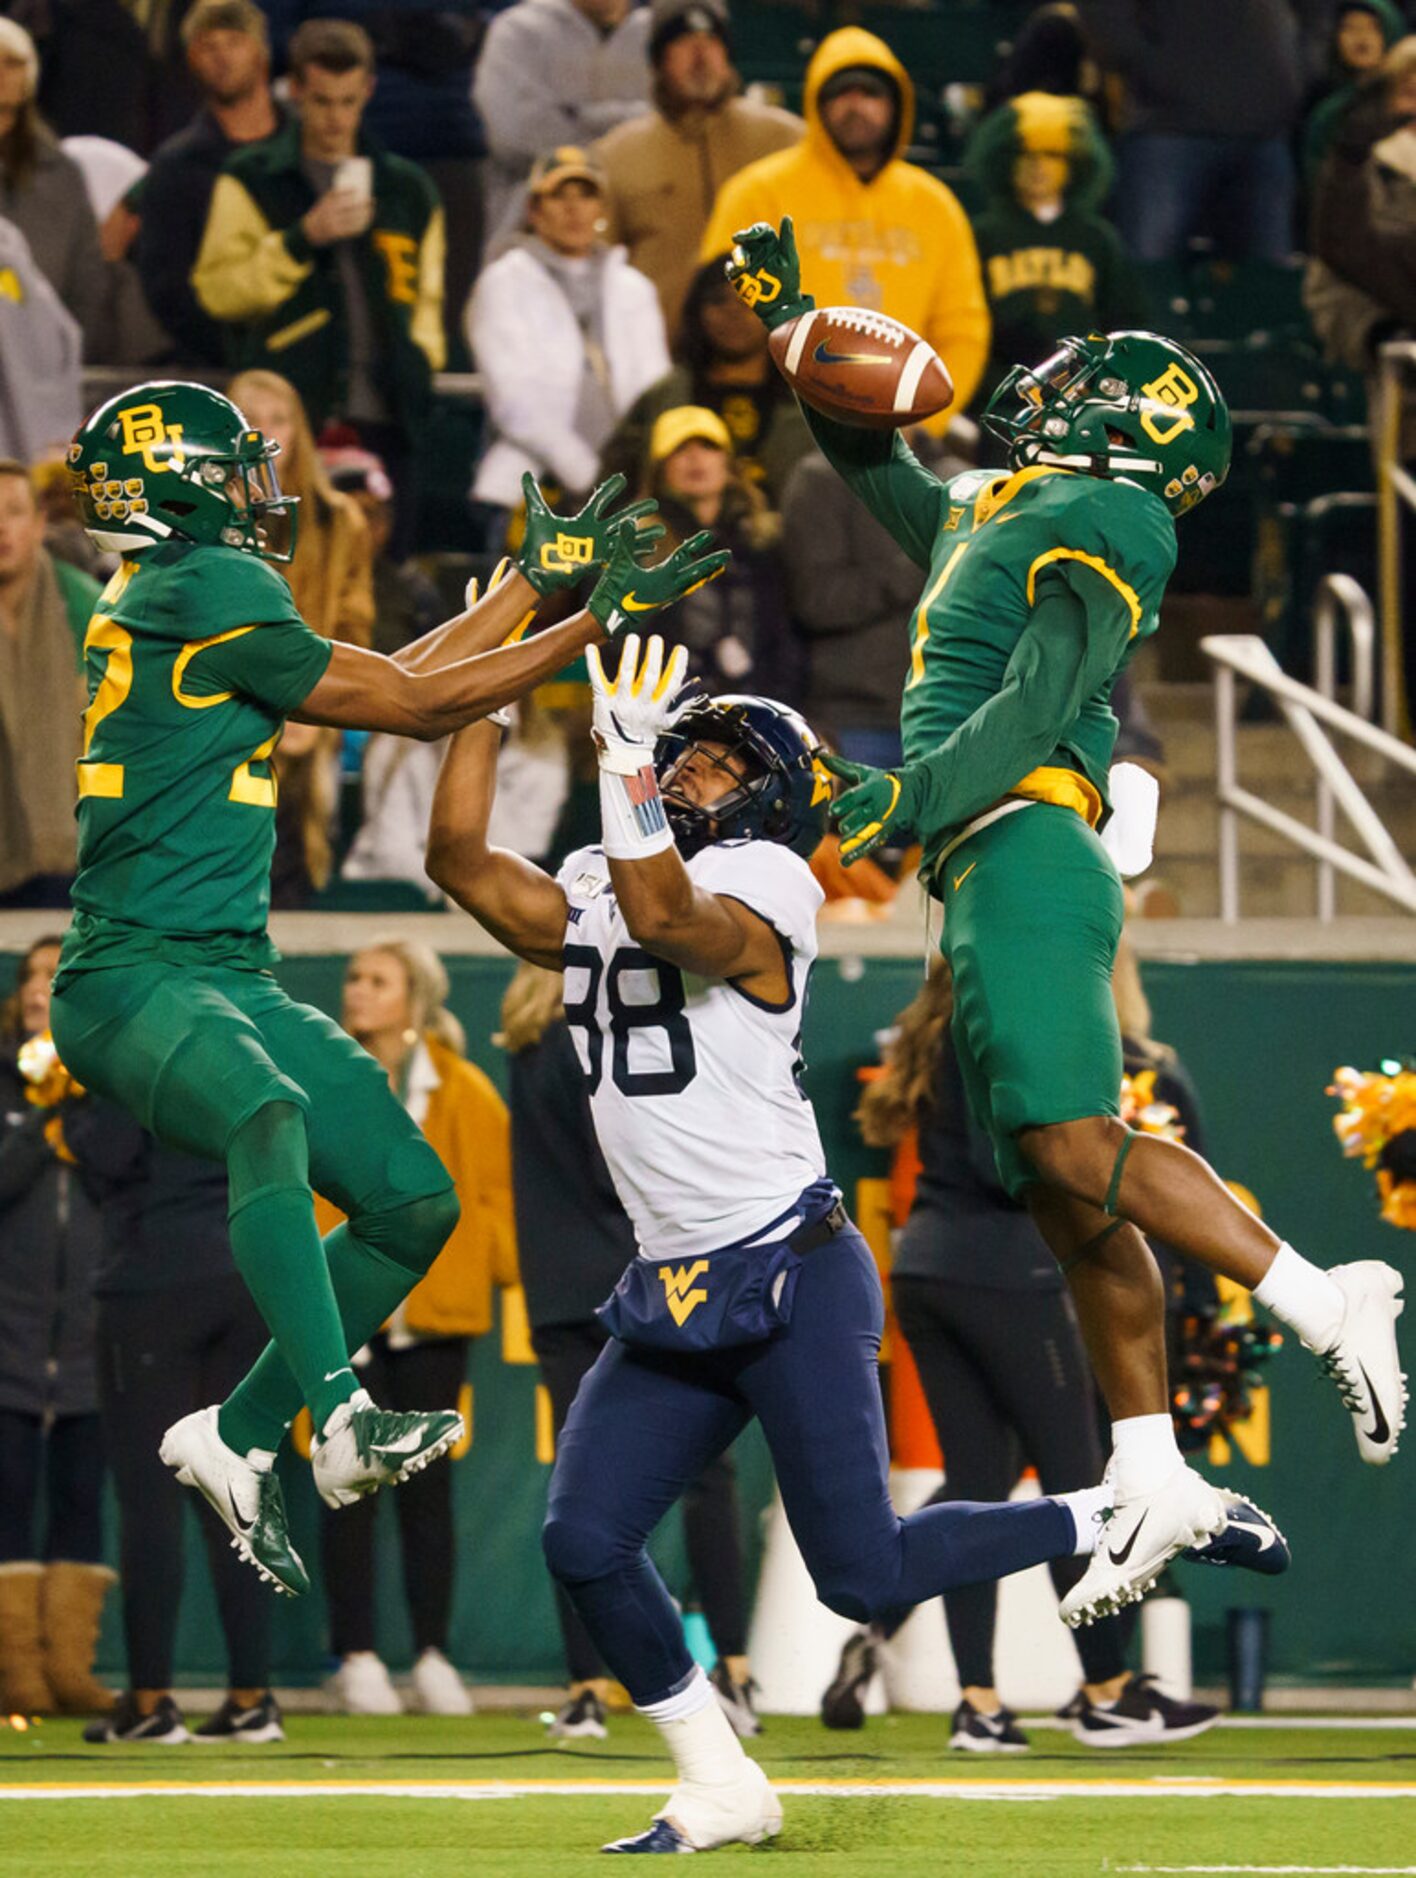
[820,1627,879,1730]
[192,1692,285,1743]
[84,1693,190,1745]
[1062,1673,1219,1747]
[949,1698,1029,1753]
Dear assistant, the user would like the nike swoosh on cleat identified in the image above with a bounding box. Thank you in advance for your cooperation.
[1360,1362,1391,1444]
[1108,1511,1146,1566]
[226,1486,256,1536]
[1225,1516,1275,1550]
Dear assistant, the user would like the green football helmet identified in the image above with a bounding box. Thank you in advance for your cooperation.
[982,331,1231,517]
[67,381,298,561]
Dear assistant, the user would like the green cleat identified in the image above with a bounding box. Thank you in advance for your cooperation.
[159,1407,310,1596]
[313,1389,464,1509]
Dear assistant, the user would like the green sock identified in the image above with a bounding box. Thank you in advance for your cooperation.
[218,1188,358,1454]
[219,1223,424,1452]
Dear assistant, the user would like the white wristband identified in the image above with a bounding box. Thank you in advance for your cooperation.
[599,761,675,858]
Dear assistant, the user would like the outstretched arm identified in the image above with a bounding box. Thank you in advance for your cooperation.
[587,636,789,1002]
[391,472,661,675]
[827,562,1134,860]
[726,218,948,567]
[425,719,569,969]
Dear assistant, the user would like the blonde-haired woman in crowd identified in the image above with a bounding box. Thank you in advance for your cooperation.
[316,939,516,1717]
[228,368,375,646]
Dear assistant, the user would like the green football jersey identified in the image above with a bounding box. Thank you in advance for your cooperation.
[58,542,333,981]
[897,462,1176,802]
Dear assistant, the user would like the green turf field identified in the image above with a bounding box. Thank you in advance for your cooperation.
[3,1713,1414,1875]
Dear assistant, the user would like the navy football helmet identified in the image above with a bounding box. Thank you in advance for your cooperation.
[655,694,830,860]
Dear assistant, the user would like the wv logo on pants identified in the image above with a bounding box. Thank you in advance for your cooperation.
[659,1260,709,1326]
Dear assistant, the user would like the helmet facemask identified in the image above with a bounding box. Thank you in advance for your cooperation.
[655,694,826,859]
[657,724,776,859]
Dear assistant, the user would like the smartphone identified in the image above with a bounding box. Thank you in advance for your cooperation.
[334,156,373,201]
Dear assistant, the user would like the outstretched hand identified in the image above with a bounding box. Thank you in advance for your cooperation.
[725,216,811,330]
[586,632,692,774]
[587,521,732,636]
[517,472,665,597]
[819,750,915,864]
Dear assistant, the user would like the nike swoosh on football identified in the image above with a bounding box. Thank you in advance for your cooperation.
[1107,1510,1146,1566]
[813,341,893,366]
[1359,1361,1391,1444]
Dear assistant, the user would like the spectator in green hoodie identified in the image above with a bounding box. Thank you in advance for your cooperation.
[965,90,1145,415]
[1304,0,1405,184]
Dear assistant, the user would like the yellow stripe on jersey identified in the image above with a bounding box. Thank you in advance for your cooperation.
[1025,547,1143,637]
[907,541,968,688]
[171,625,258,708]
[974,463,1072,526]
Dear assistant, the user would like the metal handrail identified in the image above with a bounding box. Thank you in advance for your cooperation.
[1375,339,1416,738]
[1203,633,1416,921]
[1311,572,1377,918]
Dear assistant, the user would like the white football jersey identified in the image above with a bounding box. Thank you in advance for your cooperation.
[555,839,827,1259]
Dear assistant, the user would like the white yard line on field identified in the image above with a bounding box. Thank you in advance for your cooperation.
[3,1779,1416,1803]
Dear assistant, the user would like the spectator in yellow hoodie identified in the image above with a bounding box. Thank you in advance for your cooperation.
[700,27,989,425]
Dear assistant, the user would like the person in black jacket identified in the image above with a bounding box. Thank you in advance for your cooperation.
[0,934,111,1720]
[499,960,762,1742]
[126,0,283,364]
[60,1081,279,1744]
[819,954,1223,1750]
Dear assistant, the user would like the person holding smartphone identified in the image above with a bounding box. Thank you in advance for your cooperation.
[193,17,443,548]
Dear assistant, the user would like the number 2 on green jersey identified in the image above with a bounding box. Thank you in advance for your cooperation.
[78,612,279,808]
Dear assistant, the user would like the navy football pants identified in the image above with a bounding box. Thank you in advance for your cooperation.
[542,1228,1076,1706]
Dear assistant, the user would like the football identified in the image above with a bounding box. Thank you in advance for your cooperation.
[768,306,954,429]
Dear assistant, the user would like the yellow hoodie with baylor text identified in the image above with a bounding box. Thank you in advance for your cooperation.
[701,27,990,423]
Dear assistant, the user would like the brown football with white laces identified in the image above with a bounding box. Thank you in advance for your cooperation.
[768,305,954,430]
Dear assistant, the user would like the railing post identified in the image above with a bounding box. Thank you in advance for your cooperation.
[1313,584,1337,919]
[1215,662,1239,923]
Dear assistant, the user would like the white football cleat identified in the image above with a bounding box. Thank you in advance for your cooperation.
[312,1388,464,1509]
[1312,1262,1406,1464]
[159,1407,309,1597]
[603,1758,782,1854]
[1060,1463,1226,1629]
[411,1647,474,1716]
[326,1651,402,1716]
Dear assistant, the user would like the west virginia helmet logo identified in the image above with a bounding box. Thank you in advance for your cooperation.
[659,1260,709,1327]
[1138,363,1199,447]
[117,403,186,474]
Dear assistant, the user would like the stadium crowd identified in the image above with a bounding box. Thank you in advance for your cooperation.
[0,0,1413,1745]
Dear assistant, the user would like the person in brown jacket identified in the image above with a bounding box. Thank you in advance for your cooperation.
[314,939,516,1718]
[593,0,799,342]
[228,368,375,647]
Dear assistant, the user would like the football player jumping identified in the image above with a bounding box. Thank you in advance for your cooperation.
[51,381,723,1595]
[728,219,1407,1625]
[426,635,1275,1854]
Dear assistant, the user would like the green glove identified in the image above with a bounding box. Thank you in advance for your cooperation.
[587,521,732,636]
[725,216,813,331]
[517,472,665,597]
[820,750,919,864]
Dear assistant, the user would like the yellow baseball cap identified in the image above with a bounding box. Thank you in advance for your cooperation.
[528,146,605,196]
[650,405,732,463]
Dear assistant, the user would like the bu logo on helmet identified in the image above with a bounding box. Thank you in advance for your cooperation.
[117,403,186,474]
[1139,363,1199,446]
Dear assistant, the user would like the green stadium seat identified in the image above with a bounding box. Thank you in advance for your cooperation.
[1187,259,1309,343]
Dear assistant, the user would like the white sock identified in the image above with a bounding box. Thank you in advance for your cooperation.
[1055,1484,1113,1555]
[1252,1242,1345,1351]
[638,1668,746,1787]
[1110,1412,1183,1499]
